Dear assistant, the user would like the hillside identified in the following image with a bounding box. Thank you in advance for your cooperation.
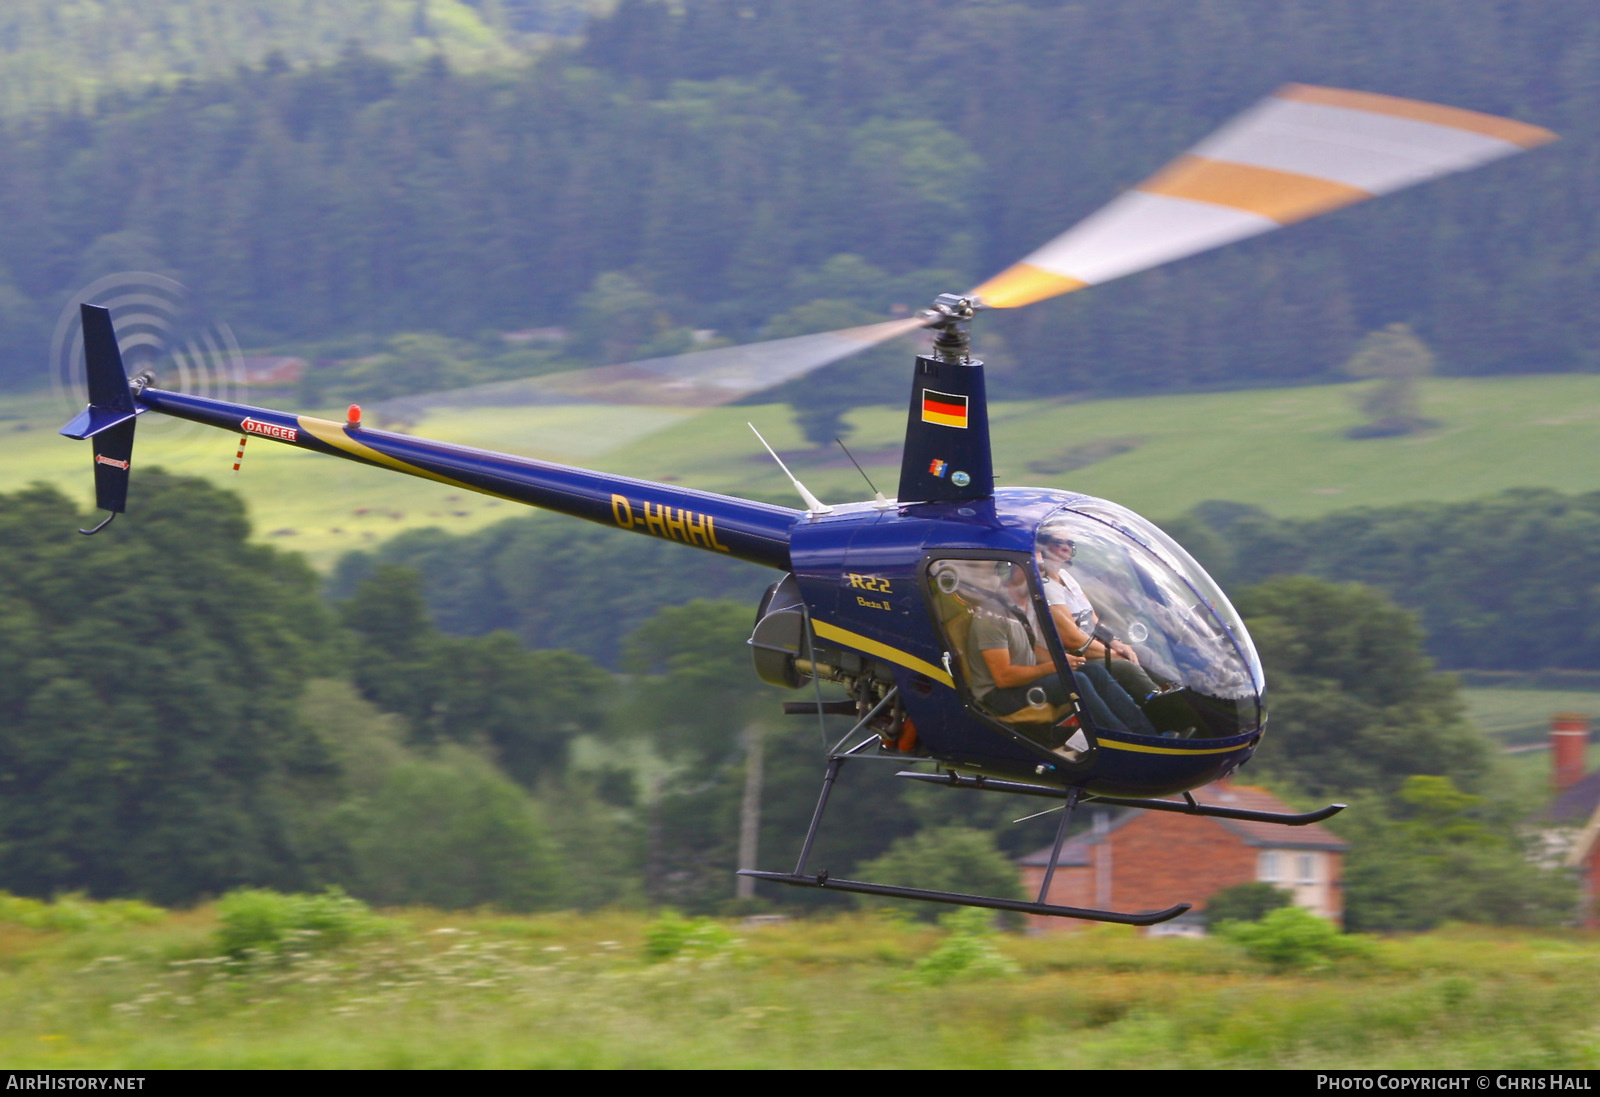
[0,0,1591,410]
[0,1,592,117]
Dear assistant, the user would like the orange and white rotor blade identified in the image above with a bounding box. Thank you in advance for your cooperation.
[972,84,1556,310]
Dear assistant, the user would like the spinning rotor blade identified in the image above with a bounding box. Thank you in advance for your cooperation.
[373,84,1552,462]
[972,84,1556,309]
[376,315,926,423]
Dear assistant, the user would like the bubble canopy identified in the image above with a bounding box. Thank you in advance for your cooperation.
[1034,499,1265,740]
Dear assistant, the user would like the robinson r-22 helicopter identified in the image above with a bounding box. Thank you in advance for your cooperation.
[60,85,1555,925]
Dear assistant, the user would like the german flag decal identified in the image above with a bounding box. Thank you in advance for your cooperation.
[921,390,969,429]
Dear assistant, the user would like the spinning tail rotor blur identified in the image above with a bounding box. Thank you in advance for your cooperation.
[51,272,247,446]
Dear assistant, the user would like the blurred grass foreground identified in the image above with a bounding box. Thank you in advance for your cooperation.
[0,890,1596,1069]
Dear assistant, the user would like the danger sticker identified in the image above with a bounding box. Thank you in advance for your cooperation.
[240,417,298,442]
[94,455,130,470]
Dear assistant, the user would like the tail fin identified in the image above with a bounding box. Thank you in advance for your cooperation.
[896,353,994,505]
[59,304,142,522]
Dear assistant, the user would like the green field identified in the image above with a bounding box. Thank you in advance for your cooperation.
[8,373,1600,569]
[1459,686,1600,799]
[2,900,1597,1069]
[1462,688,1600,747]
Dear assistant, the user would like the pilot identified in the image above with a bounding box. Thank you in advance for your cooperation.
[1037,532,1163,703]
[967,561,1155,736]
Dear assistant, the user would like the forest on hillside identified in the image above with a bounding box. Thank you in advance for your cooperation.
[0,1,593,117]
[0,0,1592,413]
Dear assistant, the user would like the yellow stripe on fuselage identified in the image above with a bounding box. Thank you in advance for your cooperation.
[296,416,520,501]
[810,620,955,688]
[1096,736,1250,756]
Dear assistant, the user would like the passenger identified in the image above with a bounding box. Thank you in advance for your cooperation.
[967,561,1155,736]
[1036,532,1163,703]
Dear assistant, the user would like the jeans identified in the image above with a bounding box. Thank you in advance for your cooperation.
[984,665,1156,737]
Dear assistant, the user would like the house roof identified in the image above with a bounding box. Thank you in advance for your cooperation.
[1208,784,1350,851]
[1535,768,1600,826]
[1017,782,1349,867]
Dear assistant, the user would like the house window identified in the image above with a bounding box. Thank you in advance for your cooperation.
[1258,851,1281,882]
[1296,853,1317,886]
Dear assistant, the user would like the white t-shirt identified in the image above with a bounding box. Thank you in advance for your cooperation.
[1041,566,1095,631]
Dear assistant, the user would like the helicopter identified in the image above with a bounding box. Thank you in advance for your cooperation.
[59,84,1554,925]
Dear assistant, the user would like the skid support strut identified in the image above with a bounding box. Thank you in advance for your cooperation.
[739,758,1189,927]
[1035,788,1081,906]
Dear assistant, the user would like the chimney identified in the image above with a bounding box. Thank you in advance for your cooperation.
[1551,713,1590,793]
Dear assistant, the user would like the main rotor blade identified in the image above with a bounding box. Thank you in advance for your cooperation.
[972,84,1556,309]
[376,315,926,424]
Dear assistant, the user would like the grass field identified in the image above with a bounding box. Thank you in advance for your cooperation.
[2,900,1597,1069]
[1462,688,1600,747]
[7,373,1600,568]
[1458,685,1600,801]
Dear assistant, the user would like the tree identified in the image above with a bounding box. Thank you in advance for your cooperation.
[623,599,769,767]
[1204,881,1292,925]
[1339,776,1576,930]
[1343,323,1438,438]
[1178,490,1600,672]
[1236,579,1573,929]
[572,271,666,365]
[334,748,564,912]
[623,600,774,906]
[852,826,1023,921]
[1235,577,1490,800]
[339,563,610,782]
[0,474,335,904]
[330,512,774,666]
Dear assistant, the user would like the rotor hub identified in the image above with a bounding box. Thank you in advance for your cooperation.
[922,293,977,363]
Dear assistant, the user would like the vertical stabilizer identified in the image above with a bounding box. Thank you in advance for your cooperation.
[896,354,994,504]
[59,304,142,518]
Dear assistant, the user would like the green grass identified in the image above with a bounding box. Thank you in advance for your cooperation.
[1,903,1598,1068]
[9,373,1600,568]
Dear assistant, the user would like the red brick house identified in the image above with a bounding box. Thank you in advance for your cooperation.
[1017,781,1349,934]
[1530,715,1600,926]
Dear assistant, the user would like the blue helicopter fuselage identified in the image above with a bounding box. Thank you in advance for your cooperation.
[787,490,1262,797]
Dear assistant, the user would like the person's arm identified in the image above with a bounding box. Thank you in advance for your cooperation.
[1048,605,1102,658]
[1053,605,1141,664]
[980,647,1056,688]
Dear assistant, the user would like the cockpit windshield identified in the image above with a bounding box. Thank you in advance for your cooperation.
[1034,500,1264,740]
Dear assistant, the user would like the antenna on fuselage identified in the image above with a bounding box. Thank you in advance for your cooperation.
[835,436,892,509]
[747,422,832,515]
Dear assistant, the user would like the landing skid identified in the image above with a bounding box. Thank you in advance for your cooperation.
[896,770,1346,826]
[739,869,1189,926]
[743,749,1190,926]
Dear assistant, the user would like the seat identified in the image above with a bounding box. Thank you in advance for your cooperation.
[932,588,1074,726]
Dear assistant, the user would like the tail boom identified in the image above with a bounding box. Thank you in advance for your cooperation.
[132,386,800,570]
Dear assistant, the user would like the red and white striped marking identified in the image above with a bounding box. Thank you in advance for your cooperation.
[232,435,247,474]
